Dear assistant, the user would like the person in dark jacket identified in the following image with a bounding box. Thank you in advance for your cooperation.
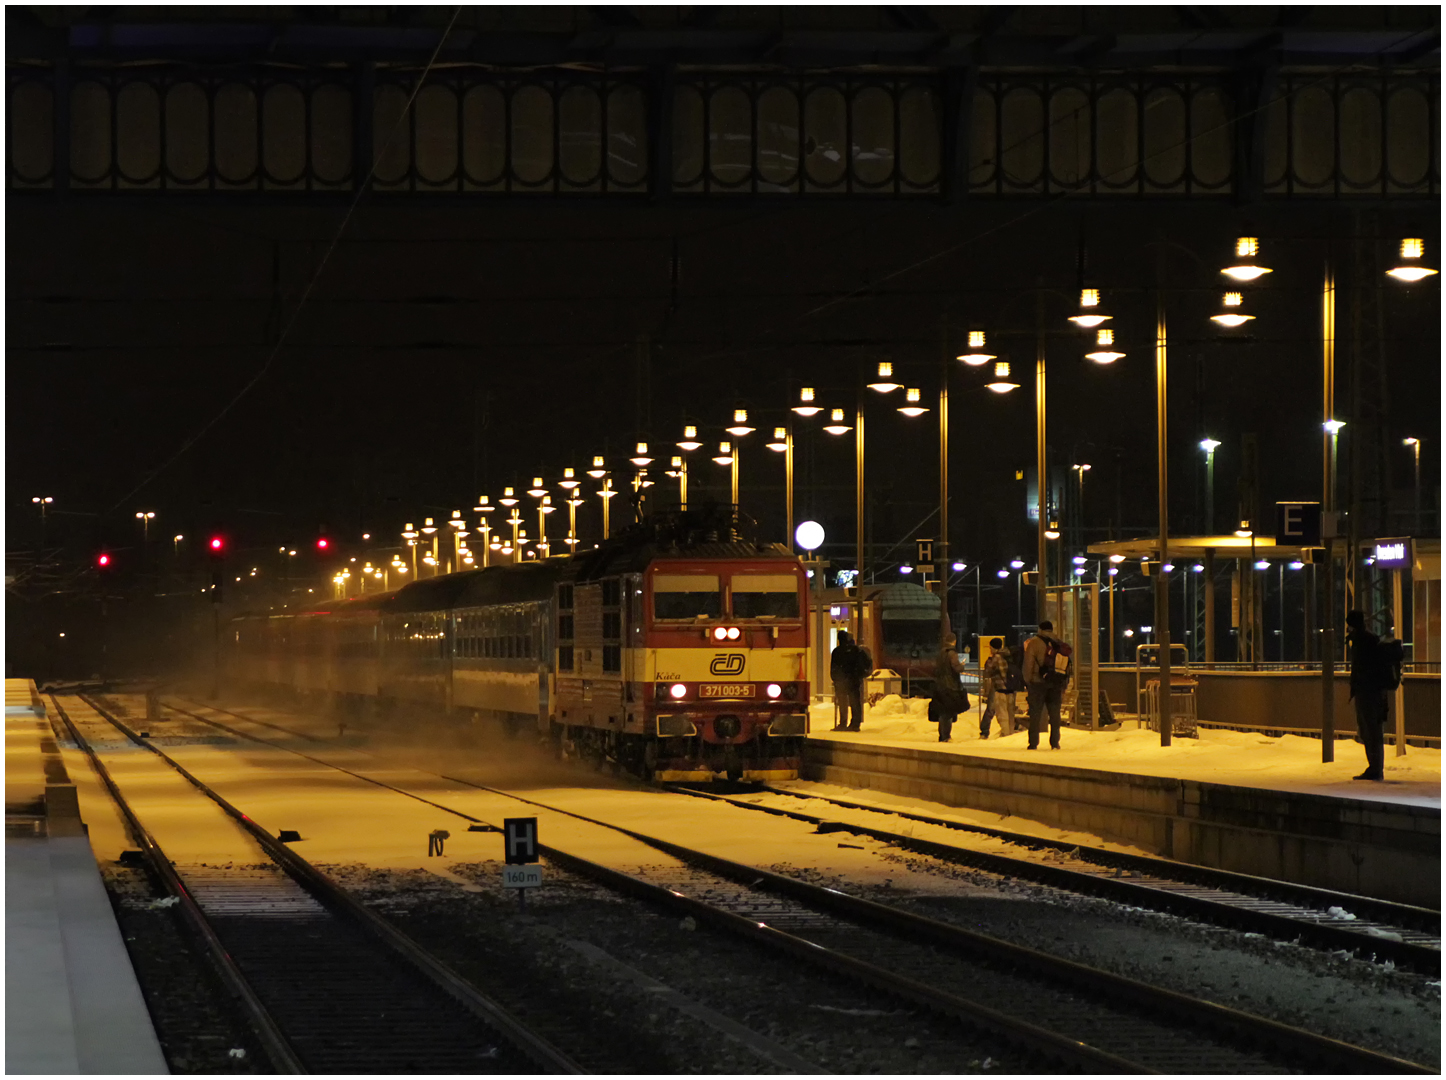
[931,634,968,742]
[830,630,866,731]
[1346,610,1387,781]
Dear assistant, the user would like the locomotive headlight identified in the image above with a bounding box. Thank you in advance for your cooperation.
[766,683,782,699]
[726,626,741,640]
[713,626,729,641]
[670,683,688,700]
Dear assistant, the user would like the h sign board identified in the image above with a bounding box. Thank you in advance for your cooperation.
[503,817,539,864]
[1275,502,1322,547]
[1374,538,1413,569]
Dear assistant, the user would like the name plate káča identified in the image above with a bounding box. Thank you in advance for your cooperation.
[502,865,542,889]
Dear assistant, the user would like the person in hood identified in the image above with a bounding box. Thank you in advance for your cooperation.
[1022,620,1067,750]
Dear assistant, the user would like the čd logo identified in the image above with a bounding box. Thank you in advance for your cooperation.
[710,653,745,676]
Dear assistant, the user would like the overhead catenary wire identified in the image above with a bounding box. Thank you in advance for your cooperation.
[107,6,464,514]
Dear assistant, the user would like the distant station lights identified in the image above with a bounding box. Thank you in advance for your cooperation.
[726,410,755,436]
[630,442,653,466]
[822,409,852,435]
[1387,239,1438,282]
[956,330,995,365]
[793,387,823,417]
[1221,237,1272,281]
[1068,289,1111,329]
[1085,328,1124,364]
[898,388,928,416]
[868,362,902,393]
[985,361,1018,393]
[677,426,703,451]
[1211,293,1254,328]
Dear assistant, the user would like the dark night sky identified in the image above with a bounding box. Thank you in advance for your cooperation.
[9,193,1439,576]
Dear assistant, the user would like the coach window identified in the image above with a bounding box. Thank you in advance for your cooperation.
[652,573,722,620]
[731,573,801,619]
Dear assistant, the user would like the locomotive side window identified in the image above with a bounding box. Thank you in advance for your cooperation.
[652,573,722,619]
[600,576,622,672]
[731,573,802,618]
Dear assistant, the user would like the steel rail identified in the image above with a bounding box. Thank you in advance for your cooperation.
[49,696,306,1074]
[79,694,583,1075]
[480,786,1434,1075]
[753,782,1440,932]
[152,696,1435,1073]
[667,783,1441,974]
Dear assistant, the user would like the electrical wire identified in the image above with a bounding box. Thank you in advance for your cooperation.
[108,6,464,513]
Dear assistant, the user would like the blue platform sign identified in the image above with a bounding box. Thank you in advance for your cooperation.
[1275,502,1322,546]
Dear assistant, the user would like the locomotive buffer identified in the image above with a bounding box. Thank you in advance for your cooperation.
[502,817,542,908]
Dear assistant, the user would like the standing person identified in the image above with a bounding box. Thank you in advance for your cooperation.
[830,630,865,732]
[1023,620,1069,750]
[1346,610,1388,781]
[978,639,1003,739]
[931,633,968,742]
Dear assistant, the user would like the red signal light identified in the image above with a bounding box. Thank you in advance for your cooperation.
[316,538,329,550]
[97,553,110,567]
[210,537,224,551]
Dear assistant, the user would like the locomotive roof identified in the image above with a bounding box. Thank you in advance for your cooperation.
[875,581,944,618]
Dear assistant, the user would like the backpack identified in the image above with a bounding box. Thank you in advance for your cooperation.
[1042,636,1072,685]
[853,646,874,681]
[1378,636,1405,691]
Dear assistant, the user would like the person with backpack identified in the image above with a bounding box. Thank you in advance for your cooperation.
[1345,609,1399,781]
[830,630,867,732]
[930,633,969,742]
[1022,620,1071,750]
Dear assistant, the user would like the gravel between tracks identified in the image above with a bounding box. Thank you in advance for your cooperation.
[101,865,268,1074]
[822,851,1441,1069]
[323,861,1041,1075]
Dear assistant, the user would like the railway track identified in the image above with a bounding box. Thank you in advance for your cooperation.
[53,695,583,1075]
[664,781,1443,975]
[142,695,1433,1073]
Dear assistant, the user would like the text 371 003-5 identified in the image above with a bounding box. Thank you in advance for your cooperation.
[700,684,755,698]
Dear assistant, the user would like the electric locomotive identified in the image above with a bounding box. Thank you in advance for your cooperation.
[553,514,810,781]
[227,510,811,781]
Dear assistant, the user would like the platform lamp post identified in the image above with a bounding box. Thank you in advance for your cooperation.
[675,426,703,510]
[527,477,548,557]
[32,495,54,545]
[795,520,828,704]
[1008,560,1025,628]
[1107,556,1124,661]
[448,510,467,573]
[401,523,419,577]
[1386,237,1437,538]
[473,494,496,567]
[420,517,439,577]
[1199,439,1221,535]
[172,534,184,562]
[725,410,756,510]
[629,443,654,524]
[586,457,611,541]
[765,426,792,549]
[556,470,581,548]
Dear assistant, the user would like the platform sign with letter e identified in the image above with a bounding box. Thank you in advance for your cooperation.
[502,817,541,891]
[1275,502,1321,547]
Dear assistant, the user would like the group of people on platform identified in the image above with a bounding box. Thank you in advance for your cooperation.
[829,621,1072,751]
[830,611,1400,781]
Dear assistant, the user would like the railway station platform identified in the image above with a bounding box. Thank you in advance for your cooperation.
[5,679,168,1074]
[804,697,1441,909]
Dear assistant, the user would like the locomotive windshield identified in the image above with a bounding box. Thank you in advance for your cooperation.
[653,574,722,619]
[731,573,801,619]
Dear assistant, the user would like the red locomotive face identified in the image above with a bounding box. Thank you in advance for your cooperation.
[640,559,809,753]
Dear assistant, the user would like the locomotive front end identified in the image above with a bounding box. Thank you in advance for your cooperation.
[645,560,810,781]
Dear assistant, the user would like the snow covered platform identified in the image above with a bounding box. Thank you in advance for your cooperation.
[804,696,1441,909]
[5,681,168,1074]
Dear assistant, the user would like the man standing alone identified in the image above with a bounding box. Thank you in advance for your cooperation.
[1346,610,1389,781]
[830,630,867,732]
[1023,620,1068,750]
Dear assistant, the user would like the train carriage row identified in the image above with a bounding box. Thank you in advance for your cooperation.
[228,528,812,781]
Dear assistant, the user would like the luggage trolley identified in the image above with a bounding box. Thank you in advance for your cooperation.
[1134,643,1198,737]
